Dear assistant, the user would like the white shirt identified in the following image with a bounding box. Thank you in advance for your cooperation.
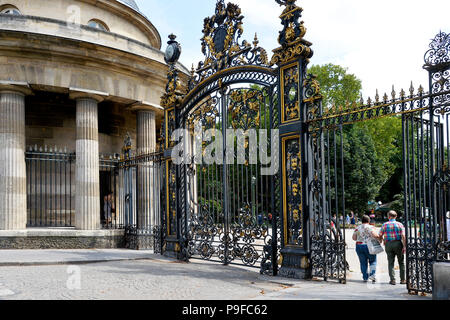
[354,224,375,244]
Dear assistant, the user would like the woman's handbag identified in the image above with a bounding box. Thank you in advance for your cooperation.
[367,237,384,255]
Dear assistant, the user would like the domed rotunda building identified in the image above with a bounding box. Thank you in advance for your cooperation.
[0,0,188,246]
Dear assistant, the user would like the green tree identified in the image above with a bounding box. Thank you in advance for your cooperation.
[309,63,389,215]
[357,117,403,203]
[308,64,362,108]
[341,125,385,214]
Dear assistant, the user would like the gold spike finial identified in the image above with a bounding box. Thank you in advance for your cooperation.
[418,85,424,94]
[383,92,388,103]
[375,89,380,103]
[409,81,414,96]
[253,33,259,48]
[400,88,406,98]
[391,85,396,100]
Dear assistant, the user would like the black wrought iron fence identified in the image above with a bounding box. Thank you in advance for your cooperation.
[25,145,164,249]
[120,152,164,250]
[26,147,122,229]
[26,146,75,227]
[99,154,121,229]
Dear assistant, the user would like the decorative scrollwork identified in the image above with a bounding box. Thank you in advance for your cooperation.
[311,235,347,281]
[304,73,322,102]
[186,96,220,132]
[437,241,450,261]
[199,241,215,260]
[271,0,313,66]
[406,239,436,293]
[281,64,300,122]
[232,202,269,244]
[167,161,177,236]
[284,138,303,247]
[190,205,218,241]
[161,64,184,110]
[188,1,270,91]
[424,31,450,69]
[434,168,450,189]
[430,70,450,112]
[228,89,264,130]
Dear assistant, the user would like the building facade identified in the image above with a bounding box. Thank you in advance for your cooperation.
[0,0,188,240]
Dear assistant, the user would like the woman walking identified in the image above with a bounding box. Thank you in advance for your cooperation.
[352,215,380,282]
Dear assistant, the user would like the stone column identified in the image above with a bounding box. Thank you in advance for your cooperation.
[0,86,31,230]
[136,109,156,230]
[72,93,103,230]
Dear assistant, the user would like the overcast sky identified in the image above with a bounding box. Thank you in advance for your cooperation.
[135,0,449,99]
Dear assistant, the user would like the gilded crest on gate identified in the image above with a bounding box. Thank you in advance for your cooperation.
[189,0,270,90]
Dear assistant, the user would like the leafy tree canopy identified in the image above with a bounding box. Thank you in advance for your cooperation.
[308,64,362,108]
[309,63,402,214]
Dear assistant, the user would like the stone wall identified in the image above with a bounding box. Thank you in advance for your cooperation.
[25,91,139,154]
[0,236,126,249]
[0,229,126,249]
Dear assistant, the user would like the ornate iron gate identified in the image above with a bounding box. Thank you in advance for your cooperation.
[157,0,449,292]
[159,0,282,274]
[159,0,317,275]
[182,78,279,270]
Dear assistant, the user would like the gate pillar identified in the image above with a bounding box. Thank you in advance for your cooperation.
[160,34,184,258]
[271,0,313,279]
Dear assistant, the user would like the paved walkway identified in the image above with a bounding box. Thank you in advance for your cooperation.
[0,247,430,300]
[0,249,154,266]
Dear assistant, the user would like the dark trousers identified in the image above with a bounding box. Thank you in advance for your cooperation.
[385,240,405,282]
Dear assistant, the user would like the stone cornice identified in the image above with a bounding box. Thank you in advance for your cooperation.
[0,29,166,82]
[79,0,162,49]
[128,101,164,113]
[69,88,109,102]
[0,81,33,96]
[0,14,189,76]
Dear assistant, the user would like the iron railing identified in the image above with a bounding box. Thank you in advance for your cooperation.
[25,146,162,237]
[120,151,164,250]
[99,154,121,229]
[26,146,75,227]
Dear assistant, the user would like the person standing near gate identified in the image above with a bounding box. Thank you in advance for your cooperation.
[378,211,406,285]
[352,215,380,282]
[103,191,115,227]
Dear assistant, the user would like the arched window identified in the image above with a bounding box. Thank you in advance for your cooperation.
[0,5,21,15]
[87,19,109,32]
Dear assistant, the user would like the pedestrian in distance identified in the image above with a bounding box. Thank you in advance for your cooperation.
[103,191,115,227]
[370,213,376,226]
[352,215,380,283]
[331,214,337,231]
[378,211,406,285]
[350,211,356,227]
